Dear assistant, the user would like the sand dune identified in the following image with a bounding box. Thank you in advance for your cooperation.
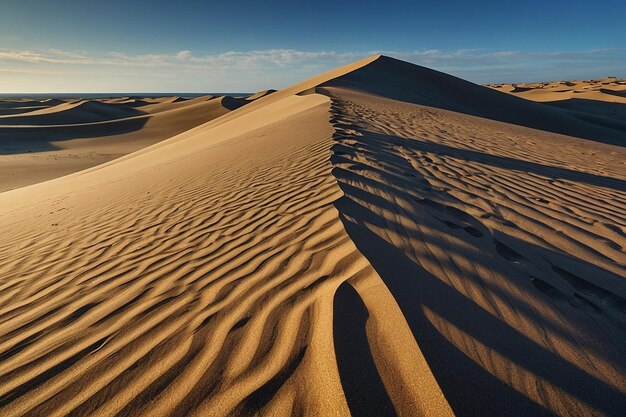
[325,58,626,145]
[0,93,263,192]
[245,89,277,101]
[489,78,626,128]
[489,77,626,103]
[0,56,624,416]
[0,100,147,124]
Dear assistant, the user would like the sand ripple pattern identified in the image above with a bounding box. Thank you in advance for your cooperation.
[0,99,369,416]
[324,86,626,417]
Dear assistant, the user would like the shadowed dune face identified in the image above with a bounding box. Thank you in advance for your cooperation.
[0,99,64,115]
[322,56,626,146]
[0,100,147,125]
[220,96,250,111]
[0,55,624,417]
[0,117,150,154]
[323,85,626,416]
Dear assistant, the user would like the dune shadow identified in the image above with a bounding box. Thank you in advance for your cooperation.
[0,116,150,155]
[319,56,626,146]
[333,282,397,417]
[600,88,626,99]
[220,96,249,111]
[0,102,147,126]
[0,107,48,116]
[510,86,534,93]
[329,121,626,416]
[543,98,626,126]
[360,132,626,192]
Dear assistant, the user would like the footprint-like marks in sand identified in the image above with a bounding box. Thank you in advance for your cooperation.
[414,197,474,222]
[413,197,487,238]
[552,266,626,316]
[531,277,604,315]
[528,262,626,323]
[531,277,565,300]
[435,217,484,238]
[494,240,527,263]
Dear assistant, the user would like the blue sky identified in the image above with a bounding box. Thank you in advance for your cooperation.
[1,0,625,92]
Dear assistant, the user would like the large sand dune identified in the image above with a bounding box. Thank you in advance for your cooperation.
[0,56,624,416]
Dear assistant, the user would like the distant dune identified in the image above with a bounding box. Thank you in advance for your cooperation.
[488,77,626,103]
[0,92,272,192]
[488,77,626,132]
[0,56,624,416]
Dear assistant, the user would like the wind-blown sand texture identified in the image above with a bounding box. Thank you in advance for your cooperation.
[0,56,624,416]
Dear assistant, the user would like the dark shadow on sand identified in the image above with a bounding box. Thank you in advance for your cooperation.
[333,282,397,417]
[342,131,626,192]
[319,56,626,146]
[0,116,150,154]
[329,114,626,416]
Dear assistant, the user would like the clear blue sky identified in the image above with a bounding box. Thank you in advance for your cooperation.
[1,0,625,92]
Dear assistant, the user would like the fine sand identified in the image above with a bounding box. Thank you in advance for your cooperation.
[0,56,624,416]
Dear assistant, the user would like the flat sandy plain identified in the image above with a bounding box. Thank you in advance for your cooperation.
[0,56,624,416]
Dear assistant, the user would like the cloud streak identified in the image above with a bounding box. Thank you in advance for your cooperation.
[1,47,624,91]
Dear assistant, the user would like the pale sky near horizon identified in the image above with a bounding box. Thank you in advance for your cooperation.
[1,0,625,93]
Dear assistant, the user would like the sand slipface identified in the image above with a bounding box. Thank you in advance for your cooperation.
[0,55,624,416]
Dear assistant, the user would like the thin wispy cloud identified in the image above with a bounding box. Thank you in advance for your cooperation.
[1,47,624,92]
[2,47,623,69]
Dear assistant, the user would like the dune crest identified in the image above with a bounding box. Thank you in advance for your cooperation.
[0,55,624,416]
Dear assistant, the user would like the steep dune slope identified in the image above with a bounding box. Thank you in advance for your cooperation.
[0,55,624,417]
[323,56,626,145]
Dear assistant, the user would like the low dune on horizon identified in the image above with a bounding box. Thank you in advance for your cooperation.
[0,55,625,417]
[0,92,275,192]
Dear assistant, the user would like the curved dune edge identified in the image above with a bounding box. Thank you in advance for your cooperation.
[0,55,624,416]
[0,79,450,417]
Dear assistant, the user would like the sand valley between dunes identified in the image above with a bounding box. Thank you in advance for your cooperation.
[0,55,624,416]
